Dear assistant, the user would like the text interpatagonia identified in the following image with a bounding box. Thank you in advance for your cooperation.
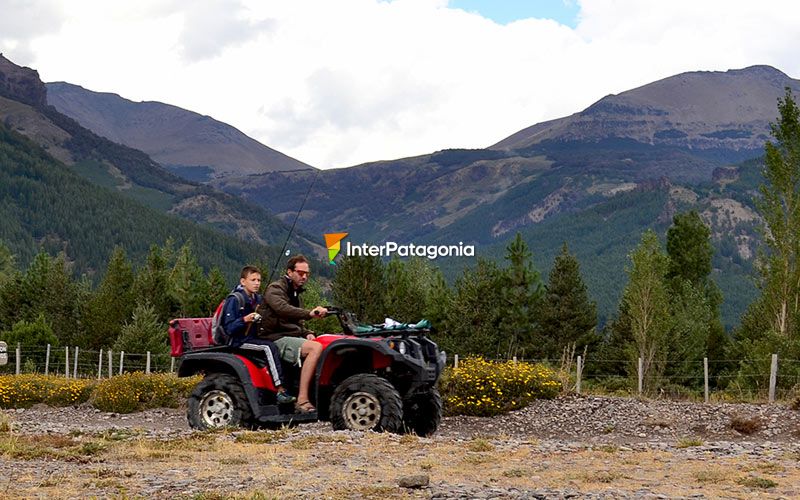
[346,241,475,259]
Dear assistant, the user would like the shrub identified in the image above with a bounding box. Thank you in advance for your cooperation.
[0,374,94,408]
[0,315,59,369]
[90,372,199,413]
[439,357,559,416]
[736,476,777,489]
[676,437,704,448]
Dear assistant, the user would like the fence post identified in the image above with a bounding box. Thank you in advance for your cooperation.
[637,357,643,396]
[769,353,778,403]
[15,343,20,375]
[119,351,124,375]
[45,344,51,375]
[98,349,103,379]
[73,346,79,378]
[146,352,151,374]
[65,346,69,379]
[454,354,459,369]
[703,357,709,403]
[170,356,175,373]
[576,355,583,395]
[108,349,113,378]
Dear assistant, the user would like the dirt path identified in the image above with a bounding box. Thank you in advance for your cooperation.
[2,396,799,498]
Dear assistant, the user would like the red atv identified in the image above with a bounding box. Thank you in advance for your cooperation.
[168,307,445,435]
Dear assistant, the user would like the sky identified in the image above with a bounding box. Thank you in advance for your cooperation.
[1,0,799,170]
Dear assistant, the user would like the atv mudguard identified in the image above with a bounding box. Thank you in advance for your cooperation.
[178,350,277,418]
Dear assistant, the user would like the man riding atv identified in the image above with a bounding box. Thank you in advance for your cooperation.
[169,260,446,435]
[255,254,327,414]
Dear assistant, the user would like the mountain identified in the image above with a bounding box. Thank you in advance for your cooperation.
[0,54,320,259]
[494,65,796,155]
[46,82,313,182]
[0,119,270,277]
[212,66,797,328]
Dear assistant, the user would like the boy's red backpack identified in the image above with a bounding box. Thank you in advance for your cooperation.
[211,290,246,345]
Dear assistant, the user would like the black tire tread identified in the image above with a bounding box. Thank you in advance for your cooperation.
[403,388,442,436]
[329,373,403,433]
[187,373,253,430]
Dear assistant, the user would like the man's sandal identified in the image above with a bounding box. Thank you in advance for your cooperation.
[295,400,316,413]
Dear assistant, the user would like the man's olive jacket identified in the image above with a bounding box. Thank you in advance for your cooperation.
[256,276,313,341]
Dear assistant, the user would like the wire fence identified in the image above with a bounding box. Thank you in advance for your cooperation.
[2,343,800,403]
[450,353,800,403]
[0,344,174,378]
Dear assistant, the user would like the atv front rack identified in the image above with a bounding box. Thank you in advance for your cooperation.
[325,306,432,337]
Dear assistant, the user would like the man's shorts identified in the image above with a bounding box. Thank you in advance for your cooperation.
[274,336,306,365]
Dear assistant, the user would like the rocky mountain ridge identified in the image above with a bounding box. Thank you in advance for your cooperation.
[46,82,313,181]
[493,65,800,153]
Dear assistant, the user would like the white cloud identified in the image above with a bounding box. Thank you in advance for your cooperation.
[0,0,64,64]
[177,0,275,62]
[4,0,800,168]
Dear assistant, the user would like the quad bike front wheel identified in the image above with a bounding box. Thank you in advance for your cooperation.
[403,388,442,436]
[330,374,403,433]
[187,373,253,429]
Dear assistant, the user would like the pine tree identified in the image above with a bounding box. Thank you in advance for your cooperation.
[113,302,168,355]
[331,255,386,323]
[79,246,135,349]
[437,258,504,358]
[537,243,598,359]
[424,267,453,332]
[665,211,726,382]
[206,266,230,315]
[133,244,176,323]
[169,243,207,318]
[497,233,544,359]
[384,258,442,323]
[16,252,86,346]
[666,211,713,285]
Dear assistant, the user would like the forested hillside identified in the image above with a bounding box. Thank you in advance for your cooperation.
[0,122,272,278]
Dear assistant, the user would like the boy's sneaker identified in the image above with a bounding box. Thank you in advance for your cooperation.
[276,391,296,404]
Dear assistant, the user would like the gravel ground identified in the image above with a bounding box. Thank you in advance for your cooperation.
[3,395,800,499]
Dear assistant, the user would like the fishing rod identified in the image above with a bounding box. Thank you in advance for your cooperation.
[268,168,321,283]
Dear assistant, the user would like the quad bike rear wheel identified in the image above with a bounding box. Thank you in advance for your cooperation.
[187,373,252,429]
[330,374,403,433]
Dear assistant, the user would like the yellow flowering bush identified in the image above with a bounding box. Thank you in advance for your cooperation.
[439,357,560,416]
[91,372,200,413]
[0,374,95,408]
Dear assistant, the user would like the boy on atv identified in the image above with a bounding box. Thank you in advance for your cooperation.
[223,265,295,405]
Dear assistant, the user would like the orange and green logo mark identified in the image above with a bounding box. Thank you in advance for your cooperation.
[324,232,348,265]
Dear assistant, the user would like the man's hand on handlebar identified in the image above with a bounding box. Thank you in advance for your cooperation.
[310,306,328,318]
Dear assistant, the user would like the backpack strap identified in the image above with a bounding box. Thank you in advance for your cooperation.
[230,290,246,310]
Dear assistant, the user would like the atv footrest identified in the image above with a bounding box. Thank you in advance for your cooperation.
[257,411,318,425]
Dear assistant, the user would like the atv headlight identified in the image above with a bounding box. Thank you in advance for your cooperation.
[397,341,407,355]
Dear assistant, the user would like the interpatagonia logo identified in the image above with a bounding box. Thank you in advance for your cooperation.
[324,232,349,265]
